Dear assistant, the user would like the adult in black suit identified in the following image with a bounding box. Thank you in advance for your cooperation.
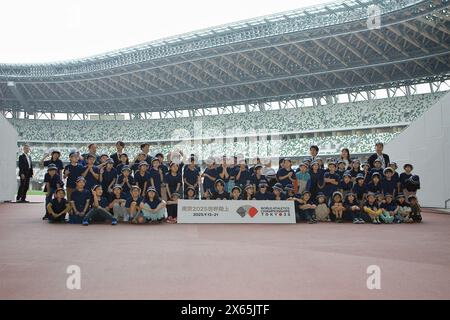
[367,142,390,169]
[110,141,125,167]
[17,144,34,203]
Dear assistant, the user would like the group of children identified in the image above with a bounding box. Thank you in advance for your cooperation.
[42,141,423,225]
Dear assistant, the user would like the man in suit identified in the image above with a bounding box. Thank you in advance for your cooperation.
[17,144,34,203]
[110,141,125,168]
[367,142,390,169]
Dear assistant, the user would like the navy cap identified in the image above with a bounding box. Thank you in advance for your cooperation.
[171,192,181,198]
[130,185,141,192]
[367,192,377,198]
[47,164,57,171]
[146,186,157,193]
[409,175,420,185]
[76,176,86,183]
[112,184,122,190]
[91,185,102,191]
[51,150,61,155]
[138,161,149,167]
[273,183,283,191]
[244,184,253,191]
[372,172,381,177]
[121,165,131,172]
[54,187,65,194]
[155,153,164,158]
[403,163,414,170]
[86,154,96,160]
[284,184,294,191]
[299,162,308,168]
[396,193,406,199]
[356,173,365,180]
[215,179,225,186]
[231,186,242,193]
[344,191,355,198]
[106,158,114,164]
[384,193,394,198]
[332,191,343,198]
[258,180,269,187]
[254,164,263,170]
[316,192,326,199]
[383,167,394,174]
[185,186,196,193]
[69,151,78,158]
[343,171,352,177]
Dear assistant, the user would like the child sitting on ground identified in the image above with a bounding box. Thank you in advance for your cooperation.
[314,192,330,222]
[408,195,423,223]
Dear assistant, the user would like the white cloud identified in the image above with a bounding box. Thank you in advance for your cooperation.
[0,0,331,63]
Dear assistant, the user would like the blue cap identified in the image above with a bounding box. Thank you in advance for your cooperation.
[47,164,57,171]
[76,176,86,182]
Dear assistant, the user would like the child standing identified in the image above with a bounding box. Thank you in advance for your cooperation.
[69,177,91,224]
[295,162,311,195]
[64,151,84,201]
[43,164,64,219]
[117,165,134,199]
[339,171,353,195]
[166,192,180,223]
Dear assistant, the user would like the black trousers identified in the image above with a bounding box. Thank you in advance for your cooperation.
[17,175,31,201]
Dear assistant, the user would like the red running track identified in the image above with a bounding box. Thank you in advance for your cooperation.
[0,197,449,299]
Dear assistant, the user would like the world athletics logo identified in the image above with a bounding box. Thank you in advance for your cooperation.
[236,205,258,218]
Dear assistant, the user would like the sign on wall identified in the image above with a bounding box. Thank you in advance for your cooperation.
[177,199,296,224]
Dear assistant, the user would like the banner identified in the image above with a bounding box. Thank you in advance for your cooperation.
[177,199,296,224]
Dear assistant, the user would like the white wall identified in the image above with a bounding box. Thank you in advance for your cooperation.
[0,114,19,202]
[384,92,450,208]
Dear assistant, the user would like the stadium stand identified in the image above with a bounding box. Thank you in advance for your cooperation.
[9,93,441,143]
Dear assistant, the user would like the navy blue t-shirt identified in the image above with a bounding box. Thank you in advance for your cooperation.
[71,189,91,212]
[144,197,162,209]
[276,168,296,187]
[211,191,230,200]
[125,196,143,208]
[399,172,412,189]
[255,191,275,200]
[202,167,218,192]
[44,173,64,190]
[117,174,134,195]
[90,196,109,209]
[134,171,151,192]
[64,163,85,189]
[217,165,233,183]
[236,168,252,187]
[44,159,64,172]
[367,182,383,194]
[381,178,397,196]
[323,172,340,197]
[101,167,117,190]
[149,168,163,193]
[83,165,100,190]
[352,183,368,201]
[164,172,182,193]
[339,180,353,193]
[183,166,200,186]
[50,198,68,214]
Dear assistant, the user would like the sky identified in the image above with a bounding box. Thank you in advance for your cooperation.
[0,0,332,64]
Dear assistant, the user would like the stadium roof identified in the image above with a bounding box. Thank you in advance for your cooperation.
[0,0,449,113]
